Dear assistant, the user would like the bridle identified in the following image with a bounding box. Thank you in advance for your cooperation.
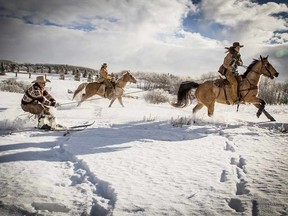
[240,59,272,95]
[246,59,275,82]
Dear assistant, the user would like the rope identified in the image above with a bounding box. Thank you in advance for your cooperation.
[59,90,144,106]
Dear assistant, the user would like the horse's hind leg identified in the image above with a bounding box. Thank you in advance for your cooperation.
[77,93,91,106]
[192,103,204,123]
[192,103,204,114]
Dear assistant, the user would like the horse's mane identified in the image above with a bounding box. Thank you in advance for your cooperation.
[117,71,132,80]
[242,59,259,78]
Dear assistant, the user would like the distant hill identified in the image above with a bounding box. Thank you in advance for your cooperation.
[0,59,98,75]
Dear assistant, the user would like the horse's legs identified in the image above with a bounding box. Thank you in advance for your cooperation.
[118,97,124,107]
[192,103,204,123]
[192,103,204,114]
[262,109,276,121]
[108,98,117,107]
[207,102,215,117]
[253,103,276,121]
[252,98,266,118]
[77,92,92,106]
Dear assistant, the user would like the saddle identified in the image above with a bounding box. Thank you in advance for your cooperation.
[214,76,243,105]
[214,77,229,88]
[213,76,242,88]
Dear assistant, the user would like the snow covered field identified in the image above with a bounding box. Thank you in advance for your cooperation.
[0,73,287,216]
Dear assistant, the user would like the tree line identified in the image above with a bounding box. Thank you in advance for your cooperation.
[0,60,98,77]
[1,60,287,105]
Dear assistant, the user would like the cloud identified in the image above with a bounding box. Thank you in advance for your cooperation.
[0,0,287,80]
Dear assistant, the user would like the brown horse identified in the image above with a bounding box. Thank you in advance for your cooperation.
[171,56,279,121]
[73,71,137,107]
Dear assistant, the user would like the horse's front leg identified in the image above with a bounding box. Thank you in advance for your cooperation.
[253,98,266,118]
[108,97,116,107]
[253,98,275,121]
[262,109,276,121]
[118,96,124,107]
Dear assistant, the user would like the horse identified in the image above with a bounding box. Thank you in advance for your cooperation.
[171,56,279,121]
[73,71,137,107]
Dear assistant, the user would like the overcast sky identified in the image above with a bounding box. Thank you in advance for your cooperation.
[0,0,287,79]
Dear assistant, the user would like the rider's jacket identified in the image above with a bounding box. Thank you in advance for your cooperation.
[218,51,243,75]
[223,52,243,72]
[21,83,56,106]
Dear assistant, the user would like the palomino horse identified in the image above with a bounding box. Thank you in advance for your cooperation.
[171,56,279,121]
[73,71,137,107]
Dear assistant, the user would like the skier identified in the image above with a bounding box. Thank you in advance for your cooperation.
[21,75,57,129]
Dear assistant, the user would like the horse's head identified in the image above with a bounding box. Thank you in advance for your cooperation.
[123,71,137,83]
[259,56,279,79]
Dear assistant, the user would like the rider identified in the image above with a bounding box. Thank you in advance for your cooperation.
[97,63,115,98]
[21,75,57,129]
[218,42,244,104]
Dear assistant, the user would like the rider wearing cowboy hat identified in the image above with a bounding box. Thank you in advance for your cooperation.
[21,75,57,129]
[97,63,115,99]
[219,42,244,104]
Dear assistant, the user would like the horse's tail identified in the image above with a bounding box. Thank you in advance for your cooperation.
[170,81,200,108]
[72,82,89,100]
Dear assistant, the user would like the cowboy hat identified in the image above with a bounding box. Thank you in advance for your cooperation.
[232,42,244,48]
[32,76,51,83]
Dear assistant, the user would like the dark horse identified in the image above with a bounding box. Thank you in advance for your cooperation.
[171,56,279,121]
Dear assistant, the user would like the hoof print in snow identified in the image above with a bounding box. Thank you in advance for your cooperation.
[124,206,145,213]
[225,142,235,152]
[90,203,112,216]
[230,157,238,165]
[230,156,247,173]
[238,156,246,169]
[236,180,250,195]
[235,168,250,195]
[252,200,259,216]
[31,202,70,213]
[220,170,228,182]
[228,198,245,212]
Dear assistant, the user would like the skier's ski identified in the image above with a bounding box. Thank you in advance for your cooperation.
[69,121,95,129]
[1,121,95,136]
[48,121,95,136]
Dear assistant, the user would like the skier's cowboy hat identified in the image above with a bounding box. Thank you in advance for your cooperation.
[232,42,244,48]
[32,75,51,83]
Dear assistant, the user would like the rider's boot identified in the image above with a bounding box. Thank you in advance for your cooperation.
[37,111,56,130]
